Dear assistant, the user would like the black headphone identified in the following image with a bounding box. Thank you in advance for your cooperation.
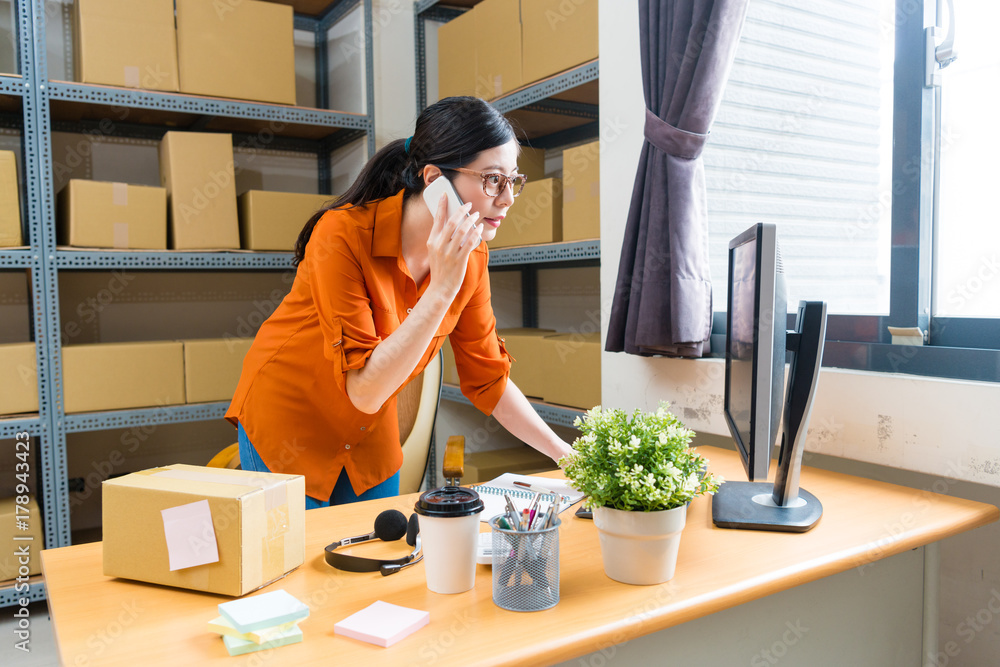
[324,509,422,576]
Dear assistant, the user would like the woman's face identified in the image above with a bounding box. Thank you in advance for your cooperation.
[449,140,520,244]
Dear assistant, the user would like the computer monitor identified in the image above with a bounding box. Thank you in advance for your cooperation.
[712,222,828,532]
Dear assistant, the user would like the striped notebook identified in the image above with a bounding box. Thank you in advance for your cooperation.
[474,473,584,524]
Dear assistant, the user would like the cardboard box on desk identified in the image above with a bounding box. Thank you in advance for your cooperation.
[521,0,598,85]
[490,178,561,248]
[238,191,334,251]
[539,331,601,410]
[160,132,240,250]
[0,150,22,247]
[437,8,478,99]
[0,342,37,415]
[103,465,305,597]
[176,0,295,105]
[475,0,522,99]
[62,341,185,413]
[183,338,253,404]
[0,496,43,581]
[497,328,555,401]
[74,0,180,91]
[561,140,600,241]
[57,180,167,249]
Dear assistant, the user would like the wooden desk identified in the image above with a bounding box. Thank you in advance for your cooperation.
[42,447,998,666]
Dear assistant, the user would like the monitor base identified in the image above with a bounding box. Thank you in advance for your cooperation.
[712,481,822,532]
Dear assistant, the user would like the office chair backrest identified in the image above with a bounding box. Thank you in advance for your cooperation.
[397,352,443,494]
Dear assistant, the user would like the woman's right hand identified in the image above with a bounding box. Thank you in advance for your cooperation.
[426,192,483,299]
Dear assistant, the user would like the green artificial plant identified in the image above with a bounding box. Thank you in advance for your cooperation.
[560,403,722,512]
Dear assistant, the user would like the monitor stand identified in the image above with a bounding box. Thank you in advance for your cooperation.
[712,481,822,532]
[713,301,828,533]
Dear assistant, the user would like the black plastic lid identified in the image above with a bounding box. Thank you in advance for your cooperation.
[414,485,484,518]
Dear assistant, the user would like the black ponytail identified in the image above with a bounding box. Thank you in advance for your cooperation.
[293,96,516,266]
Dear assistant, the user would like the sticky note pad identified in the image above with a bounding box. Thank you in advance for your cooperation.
[207,616,297,644]
[222,625,302,656]
[334,601,430,647]
[218,589,309,634]
[161,499,219,571]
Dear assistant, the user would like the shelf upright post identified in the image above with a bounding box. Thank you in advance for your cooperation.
[25,0,70,550]
[363,0,374,158]
[413,6,426,114]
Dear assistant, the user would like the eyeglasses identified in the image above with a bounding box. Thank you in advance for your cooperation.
[444,167,527,197]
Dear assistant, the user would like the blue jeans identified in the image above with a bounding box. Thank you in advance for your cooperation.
[237,422,400,510]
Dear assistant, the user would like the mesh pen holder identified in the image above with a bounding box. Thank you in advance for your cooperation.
[489,515,561,612]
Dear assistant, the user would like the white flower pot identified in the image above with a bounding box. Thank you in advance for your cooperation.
[592,505,687,585]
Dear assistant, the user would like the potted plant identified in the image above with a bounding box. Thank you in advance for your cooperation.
[559,403,721,585]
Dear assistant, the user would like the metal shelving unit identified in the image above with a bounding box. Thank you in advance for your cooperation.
[0,0,376,608]
[414,3,601,427]
[55,250,295,270]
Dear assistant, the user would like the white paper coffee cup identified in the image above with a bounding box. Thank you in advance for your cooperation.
[414,486,484,594]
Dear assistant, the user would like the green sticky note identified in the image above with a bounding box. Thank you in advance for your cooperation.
[218,589,309,634]
[222,625,303,656]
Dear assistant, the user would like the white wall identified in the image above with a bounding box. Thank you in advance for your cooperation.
[599,3,1000,665]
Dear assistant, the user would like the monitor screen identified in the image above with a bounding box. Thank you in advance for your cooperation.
[723,223,784,482]
[727,234,757,454]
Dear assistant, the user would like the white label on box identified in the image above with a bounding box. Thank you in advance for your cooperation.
[161,499,220,571]
[112,182,128,206]
[123,66,140,88]
[112,223,129,249]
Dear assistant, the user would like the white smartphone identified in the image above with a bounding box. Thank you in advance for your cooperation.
[422,175,465,221]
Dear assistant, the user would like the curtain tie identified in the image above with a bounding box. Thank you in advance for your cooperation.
[644,108,708,159]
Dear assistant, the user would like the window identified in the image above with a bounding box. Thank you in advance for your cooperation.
[934,1,1000,319]
[707,0,895,316]
[707,0,1000,382]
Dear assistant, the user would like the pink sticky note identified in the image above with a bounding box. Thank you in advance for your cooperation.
[334,601,429,647]
[161,499,219,571]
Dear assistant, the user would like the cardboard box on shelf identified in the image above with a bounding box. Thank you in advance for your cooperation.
[175,0,295,105]
[62,341,185,413]
[1,496,43,581]
[57,180,168,249]
[497,328,556,401]
[74,0,180,92]
[517,145,546,182]
[475,0,522,99]
[490,177,561,248]
[561,141,600,241]
[0,342,37,415]
[539,331,601,410]
[238,191,335,251]
[521,0,598,85]
[160,132,240,250]
[437,6,478,99]
[183,338,254,404]
[465,446,557,485]
[0,150,22,247]
[103,464,305,596]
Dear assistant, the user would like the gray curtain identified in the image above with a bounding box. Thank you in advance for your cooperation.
[606,0,749,357]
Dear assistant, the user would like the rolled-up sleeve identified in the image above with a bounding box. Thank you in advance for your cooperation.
[449,253,512,415]
[301,212,381,396]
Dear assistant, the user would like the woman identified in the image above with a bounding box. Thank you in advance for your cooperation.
[225,97,575,509]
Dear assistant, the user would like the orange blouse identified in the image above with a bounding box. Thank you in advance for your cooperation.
[225,190,512,500]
